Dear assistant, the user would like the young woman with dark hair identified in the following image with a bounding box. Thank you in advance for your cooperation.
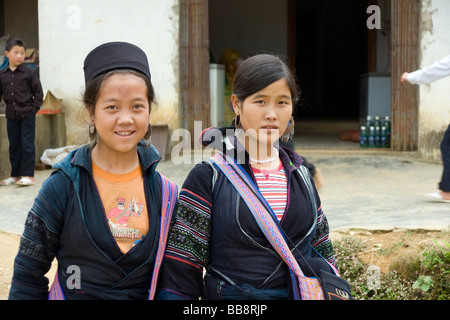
[157,54,340,300]
[8,42,178,300]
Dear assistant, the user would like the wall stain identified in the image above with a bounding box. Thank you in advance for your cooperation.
[419,0,437,54]
[419,128,444,163]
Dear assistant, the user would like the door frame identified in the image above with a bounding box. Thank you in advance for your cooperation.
[390,0,420,151]
[179,0,210,138]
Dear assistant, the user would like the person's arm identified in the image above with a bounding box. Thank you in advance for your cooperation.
[0,72,4,101]
[403,54,450,85]
[157,163,213,300]
[311,206,336,267]
[30,69,43,113]
[8,172,67,299]
[309,177,336,267]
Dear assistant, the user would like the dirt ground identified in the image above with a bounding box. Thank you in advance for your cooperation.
[0,231,58,300]
[1,228,448,300]
[329,228,449,274]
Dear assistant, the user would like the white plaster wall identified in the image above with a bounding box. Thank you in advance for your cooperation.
[38,0,180,145]
[417,0,450,161]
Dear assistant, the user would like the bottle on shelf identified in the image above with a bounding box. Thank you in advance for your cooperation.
[383,116,391,148]
[381,126,387,148]
[374,116,381,128]
[360,126,368,148]
[368,126,376,148]
[375,125,381,148]
[365,116,373,132]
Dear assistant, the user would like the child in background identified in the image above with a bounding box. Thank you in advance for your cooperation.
[0,38,43,186]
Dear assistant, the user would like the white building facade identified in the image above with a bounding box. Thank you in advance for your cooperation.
[416,0,450,161]
[38,0,181,145]
[2,0,450,162]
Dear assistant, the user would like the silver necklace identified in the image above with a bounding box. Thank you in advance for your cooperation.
[249,148,279,164]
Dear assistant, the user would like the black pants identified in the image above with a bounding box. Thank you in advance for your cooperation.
[6,111,36,177]
[439,124,450,192]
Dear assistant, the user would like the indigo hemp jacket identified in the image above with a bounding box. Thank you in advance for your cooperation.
[9,144,172,300]
[157,127,337,300]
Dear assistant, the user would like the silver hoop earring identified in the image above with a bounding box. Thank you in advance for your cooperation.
[89,123,95,135]
[88,123,98,148]
[89,123,96,141]
[233,114,241,129]
[141,123,152,148]
[233,115,243,139]
[281,117,295,142]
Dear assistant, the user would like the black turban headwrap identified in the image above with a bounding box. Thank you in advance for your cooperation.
[83,42,151,84]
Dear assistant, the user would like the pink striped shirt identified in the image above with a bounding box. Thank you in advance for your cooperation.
[252,163,288,221]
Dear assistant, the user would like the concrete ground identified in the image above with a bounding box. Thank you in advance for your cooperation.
[301,150,449,230]
[0,135,449,235]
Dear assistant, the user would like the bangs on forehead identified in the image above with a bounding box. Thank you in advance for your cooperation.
[233,54,300,105]
[83,69,156,115]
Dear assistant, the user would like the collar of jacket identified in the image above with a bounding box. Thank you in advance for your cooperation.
[53,143,161,180]
[199,126,304,174]
[1,63,27,73]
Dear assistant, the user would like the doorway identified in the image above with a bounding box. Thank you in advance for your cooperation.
[208,0,369,137]
[206,1,417,150]
[291,0,368,122]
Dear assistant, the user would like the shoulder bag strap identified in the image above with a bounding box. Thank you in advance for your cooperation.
[296,166,341,277]
[209,153,322,300]
[148,174,178,300]
[48,268,65,300]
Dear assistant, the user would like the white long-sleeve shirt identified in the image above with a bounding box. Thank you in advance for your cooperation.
[407,54,450,85]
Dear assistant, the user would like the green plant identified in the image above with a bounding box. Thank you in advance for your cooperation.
[411,240,450,300]
[376,271,414,300]
[333,237,366,281]
[333,234,449,300]
[333,237,370,299]
[413,275,433,292]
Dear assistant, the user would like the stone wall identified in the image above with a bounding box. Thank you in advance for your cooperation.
[0,113,66,179]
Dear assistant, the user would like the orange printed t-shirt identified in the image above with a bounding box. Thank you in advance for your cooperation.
[92,161,149,254]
